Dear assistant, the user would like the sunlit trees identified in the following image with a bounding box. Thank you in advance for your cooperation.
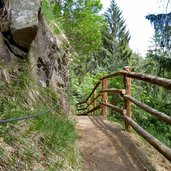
[97,0,132,72]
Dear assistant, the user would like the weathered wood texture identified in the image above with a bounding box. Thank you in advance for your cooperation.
[100,71,124,80]
[100,102,126,115]
[101,70,171,90]
[93,90,97,114]
[87,94,101,107]
[87,105,100,114]
[101,89,125,94]
[123,95,171,125]
[86,81,101,101]
[101,79,108,116]
[124,66,132,131]
[122,114,171,161]
[123,71,171,90]
[87,98,91,112]
[78,68,171,106]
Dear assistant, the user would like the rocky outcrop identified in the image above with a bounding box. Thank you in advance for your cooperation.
[0,0,70,110]
[10,0,41,49]
[29,15,69,91]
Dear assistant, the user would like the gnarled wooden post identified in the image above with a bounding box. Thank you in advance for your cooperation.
[101,79,108,117]
[93,90,97,115]
[87,98,91,112]
[124,66,132,131]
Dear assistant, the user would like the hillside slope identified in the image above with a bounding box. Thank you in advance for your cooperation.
[0,0,80,170]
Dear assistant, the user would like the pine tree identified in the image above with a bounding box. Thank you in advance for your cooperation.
[97,0,132,72]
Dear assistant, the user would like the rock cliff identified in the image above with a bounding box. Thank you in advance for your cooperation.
[0,0,70,110]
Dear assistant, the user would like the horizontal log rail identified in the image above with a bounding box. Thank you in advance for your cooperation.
[100,102,126,115]
[86,81,101,101]
[76,101,87,106]
[123,95,171,125]
[77,107,87,111]
[87,94,101,108]
[101,88,126,94]
[122,115,171,161]
[123,71,171,90]
[76,66,171,161]
[101,70,171,90]
[87,105,100,114]
[100,71,124,80]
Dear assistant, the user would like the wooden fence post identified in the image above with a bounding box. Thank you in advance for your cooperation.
[101,79,108,117]
[87,98,91,112]
[124,66,132,131]
[93,90,96,115]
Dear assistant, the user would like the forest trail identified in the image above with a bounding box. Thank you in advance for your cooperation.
[76,116,156,171]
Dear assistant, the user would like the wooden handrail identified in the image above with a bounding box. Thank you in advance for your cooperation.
[123,66,132,131]
[87,105,100,114]
[100,71,124,80]
[122,115,171,161]
[101,79,108,116]
[101,70,171,90]
[101,88,125,94]
[76,66,171,161]
[86,81,101,102]
[100,102,126,115]
[87,94,101,108]
[77,69,171,106]
[123,71,171,90]
[123,95,171,125]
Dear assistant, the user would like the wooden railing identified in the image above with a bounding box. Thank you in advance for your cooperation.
[76,66,171,161]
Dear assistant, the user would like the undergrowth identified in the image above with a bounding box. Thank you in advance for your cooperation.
[0,62,80,170]
[41,0,63,35]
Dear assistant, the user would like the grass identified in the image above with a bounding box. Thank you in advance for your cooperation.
[41,0,63,35]
[0,2,80,169]
[0,64,80,170]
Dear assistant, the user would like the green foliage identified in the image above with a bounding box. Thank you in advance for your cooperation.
[71,69,107,104]
[132,85,171,147]
[146,12,171,76]
[146,12,171,53]
[42,0,63,36]
[0,63,80,170]
[44,0,104,56]
[42,0,105,81]
[30,112,79,170]
[95,0,132,72]
[57,0,103,55]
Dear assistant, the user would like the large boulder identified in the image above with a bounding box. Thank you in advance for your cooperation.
[10,0,41,49]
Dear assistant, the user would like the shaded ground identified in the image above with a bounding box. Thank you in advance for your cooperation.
[76,116,171,171]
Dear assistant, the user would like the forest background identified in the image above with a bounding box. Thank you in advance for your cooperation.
[45,0,171,147]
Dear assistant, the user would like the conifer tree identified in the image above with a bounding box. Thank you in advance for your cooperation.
[146,12,171,76]
[97,0,132,72]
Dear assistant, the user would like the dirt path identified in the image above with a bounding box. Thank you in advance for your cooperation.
[76,116,158,171]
